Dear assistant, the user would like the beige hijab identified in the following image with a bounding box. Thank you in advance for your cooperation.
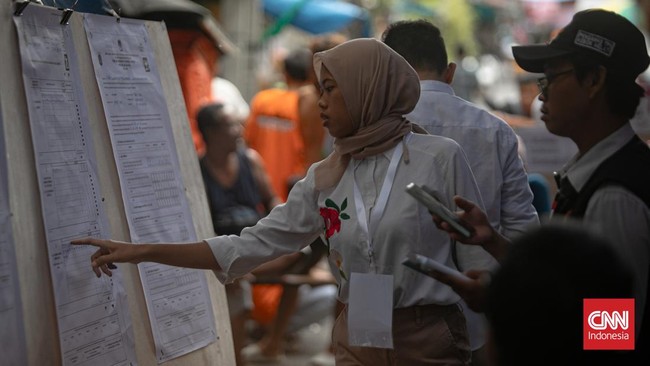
[313,38,423,190]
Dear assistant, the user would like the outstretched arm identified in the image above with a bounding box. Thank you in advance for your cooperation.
[71,238,220,277]
[433,195,511,263]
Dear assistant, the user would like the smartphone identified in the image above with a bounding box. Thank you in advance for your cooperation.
[405,182,471,239]
[402,253,468,281]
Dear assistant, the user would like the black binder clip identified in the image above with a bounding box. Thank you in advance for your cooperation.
[106,6,121,23]
[60,8,73,25]
[14,1,30,16]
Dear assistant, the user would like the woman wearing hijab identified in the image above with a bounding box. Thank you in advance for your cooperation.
[73,39,485,365]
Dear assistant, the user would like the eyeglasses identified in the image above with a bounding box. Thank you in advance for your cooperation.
[537,69,574,97]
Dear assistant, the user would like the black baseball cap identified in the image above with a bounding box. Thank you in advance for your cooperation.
[512,9,650,78]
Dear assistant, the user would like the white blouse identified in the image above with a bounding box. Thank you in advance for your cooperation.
[207,133,490,307]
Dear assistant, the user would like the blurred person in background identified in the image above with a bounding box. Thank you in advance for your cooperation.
[198,103,336,365]
[211,75,250,126]
[197,103,279,365]
[244,48,313,202]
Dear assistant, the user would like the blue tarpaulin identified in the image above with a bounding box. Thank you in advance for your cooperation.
[263,0,371,37]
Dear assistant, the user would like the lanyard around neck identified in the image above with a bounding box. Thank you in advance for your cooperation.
[352,135,407,270]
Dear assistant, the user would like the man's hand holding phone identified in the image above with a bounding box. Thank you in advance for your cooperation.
[405,183,473,239]
[433,194,511,263]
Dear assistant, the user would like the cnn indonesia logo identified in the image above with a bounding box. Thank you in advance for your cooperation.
[583,298,635,350]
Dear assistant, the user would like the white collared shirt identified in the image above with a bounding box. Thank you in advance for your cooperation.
[206,133,486,307]
[406,80,538,246]
[406,80,538,350]
[559,123,649,337]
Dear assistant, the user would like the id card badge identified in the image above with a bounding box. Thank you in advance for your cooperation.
[348,272,394,349]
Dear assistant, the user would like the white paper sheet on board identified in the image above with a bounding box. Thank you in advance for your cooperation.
[14,6,137,365]
[84,13,217,363]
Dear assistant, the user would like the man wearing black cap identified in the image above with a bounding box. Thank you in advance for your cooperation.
[512,8,650,362]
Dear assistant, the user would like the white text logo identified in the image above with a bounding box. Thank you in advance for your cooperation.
[587,310,629,330]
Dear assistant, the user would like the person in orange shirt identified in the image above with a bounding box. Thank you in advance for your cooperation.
[244,48,313,201]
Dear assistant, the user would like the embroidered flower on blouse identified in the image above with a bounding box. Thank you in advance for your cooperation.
[319,198,350,239]
[319,198,350,280]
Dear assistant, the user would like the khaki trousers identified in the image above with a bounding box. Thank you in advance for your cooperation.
[333,303,471,366]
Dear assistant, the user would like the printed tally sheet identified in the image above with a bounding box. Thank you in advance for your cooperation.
[0,98,28,365]
[83,14,217,362]
[14,5,136,365]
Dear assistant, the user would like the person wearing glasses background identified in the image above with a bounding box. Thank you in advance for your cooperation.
[431,8,650,365]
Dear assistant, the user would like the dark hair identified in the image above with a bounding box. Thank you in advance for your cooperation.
[310,34,347,54]
[486,224,634,366]
[283,48,312,81]
[568,54,644,119]
[196,103,229,139]
[381,19,448,75]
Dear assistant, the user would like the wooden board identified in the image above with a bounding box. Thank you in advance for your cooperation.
[0,3,234,365]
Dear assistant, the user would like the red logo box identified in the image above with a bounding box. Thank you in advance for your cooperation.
[583,298,635,350]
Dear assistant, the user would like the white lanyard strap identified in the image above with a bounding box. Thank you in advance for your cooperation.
[353,136,407,270]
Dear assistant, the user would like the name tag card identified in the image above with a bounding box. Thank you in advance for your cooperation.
[348,272,394,349]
